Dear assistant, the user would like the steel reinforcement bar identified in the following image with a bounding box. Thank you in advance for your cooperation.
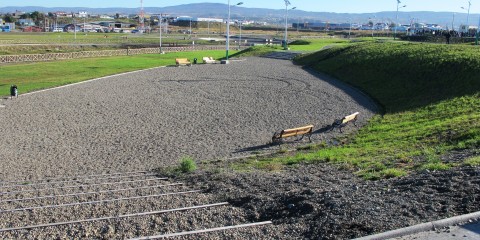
[0,182,184,203]
[0,170,151,186]
[130,221,274,239]
[0,190,201,213]
[0,202,229,232]
[0,178,167,196]
[0,172,158,189]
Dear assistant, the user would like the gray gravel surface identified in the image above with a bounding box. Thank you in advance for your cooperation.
[182,153,480,239]
[0,56,477,239]
[0,57,378,239]
[0,57,377,181]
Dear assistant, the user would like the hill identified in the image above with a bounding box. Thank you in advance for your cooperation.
[0,4,477,25]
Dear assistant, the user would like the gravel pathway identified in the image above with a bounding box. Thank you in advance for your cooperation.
[0,57,377,181]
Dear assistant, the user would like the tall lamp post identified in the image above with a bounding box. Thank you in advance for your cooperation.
[461,1,472,29]
[159,14,163,54]
[476,15,480,45]
[225,1,243,63]
[283,0,293,50]
[394,0,406,40]
[238,17,245,50]
[370,16,376,38]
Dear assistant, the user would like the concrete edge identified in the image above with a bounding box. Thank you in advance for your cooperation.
[19,65,168,97]
[353,211,480,240]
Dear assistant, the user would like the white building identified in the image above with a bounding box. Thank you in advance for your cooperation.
[197,17,223,23]
[78,11,88,18]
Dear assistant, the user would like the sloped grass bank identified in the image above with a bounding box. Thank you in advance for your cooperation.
[237,42,480,179]
[296,42,480,112]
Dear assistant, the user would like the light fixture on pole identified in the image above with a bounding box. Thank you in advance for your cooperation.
[224,1,243,64]
[394,0,406,40]
[283,0,292,50]
[370,16,376,38]
[159,14,163,54]
[452,13,456,31]
[238,17,245,50]
[476,15,480,45]
[461,0,472,28]
[348,19,352,38]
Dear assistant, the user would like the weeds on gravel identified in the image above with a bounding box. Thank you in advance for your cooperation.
[464,156,480,166]
[178,156,197,173]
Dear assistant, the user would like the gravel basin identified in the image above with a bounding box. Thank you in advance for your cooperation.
[2,56,476,239]
[0,57,377,181]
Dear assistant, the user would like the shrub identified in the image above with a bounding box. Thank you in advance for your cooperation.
[178,156,197,173]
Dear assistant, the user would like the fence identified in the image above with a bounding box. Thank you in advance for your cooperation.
[0,45,242,64]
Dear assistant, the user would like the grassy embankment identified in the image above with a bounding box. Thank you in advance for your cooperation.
[0,50,230,96]
[234,41,480,180]
[229,38,350,57]
[0,32,223,55]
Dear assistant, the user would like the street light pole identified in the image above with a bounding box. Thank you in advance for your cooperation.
[452,13,456,32]
[461,1,472,28]
[394,0,406,40]
[238,18,243,50]
[348,19,352,38]
[461,1,472,34]
[225,1,243,63]
[283,0,291,50]
[159,14,163,53]
[370,16,375,38]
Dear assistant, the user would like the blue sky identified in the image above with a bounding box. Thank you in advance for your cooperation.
[1,0,479,14]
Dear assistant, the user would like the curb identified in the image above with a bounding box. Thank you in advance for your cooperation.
[353,211,480,240]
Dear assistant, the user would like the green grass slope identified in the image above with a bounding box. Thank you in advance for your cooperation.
[238,42,480,179]
[296,42,480,112]
[0,50,229,96]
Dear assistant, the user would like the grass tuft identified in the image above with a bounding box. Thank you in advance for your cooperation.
[178,156,197,173]
[464,156,480,166]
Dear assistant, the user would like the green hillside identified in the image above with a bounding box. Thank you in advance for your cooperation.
[296,42,480,112]
[241,42,480,180]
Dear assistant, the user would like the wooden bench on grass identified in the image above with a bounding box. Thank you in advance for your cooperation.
[202,57,216,64]
[175,58,191,66]
[331,112,359,132]
[272,125,314,144]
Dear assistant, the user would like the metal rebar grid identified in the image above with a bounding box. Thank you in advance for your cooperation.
[0,202,229,232]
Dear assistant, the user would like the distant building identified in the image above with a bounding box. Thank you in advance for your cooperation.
[53,11,69,17]
[22,26,42,32]
[78,11,88,18]
[99,15,114,19]
[197,17,223,23]
[0,25,11,32]
[18,19,35,26]
[12,10,25,18]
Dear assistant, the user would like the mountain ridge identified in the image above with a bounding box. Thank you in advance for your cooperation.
[0,3,476,26]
